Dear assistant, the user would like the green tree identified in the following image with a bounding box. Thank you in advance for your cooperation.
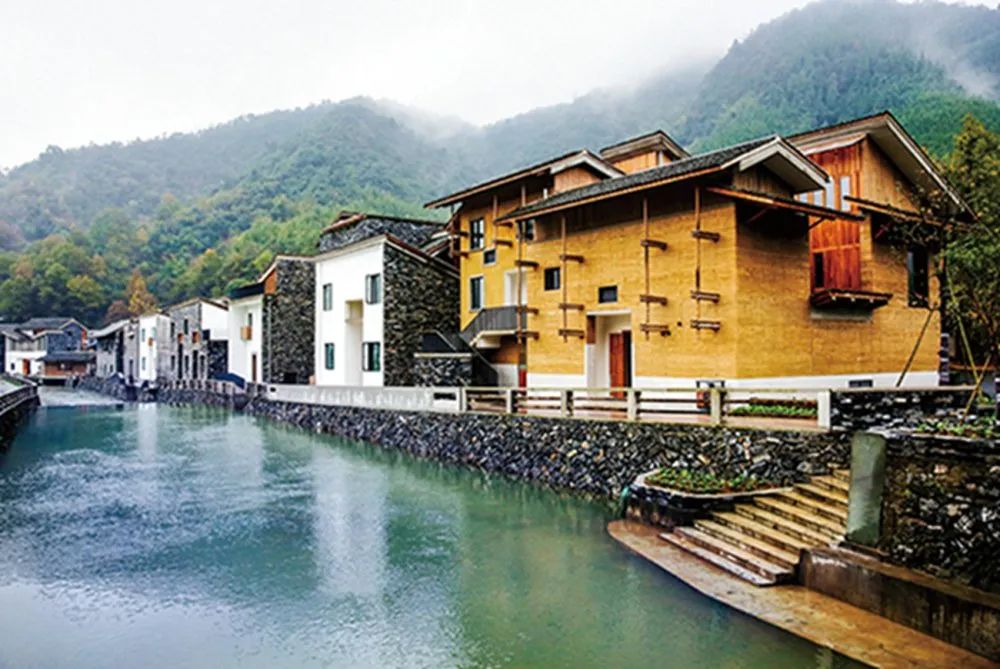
[126,270,157,315]
[67,275,105,324]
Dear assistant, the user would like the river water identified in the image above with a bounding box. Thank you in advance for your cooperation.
[0,403,861,668]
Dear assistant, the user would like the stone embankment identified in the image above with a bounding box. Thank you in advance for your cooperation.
[0,382,39,448]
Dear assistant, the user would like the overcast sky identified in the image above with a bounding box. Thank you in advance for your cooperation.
[0,0,988,168]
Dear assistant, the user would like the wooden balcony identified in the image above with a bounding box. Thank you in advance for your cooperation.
[240,325,253,341]
[810,289,892,310]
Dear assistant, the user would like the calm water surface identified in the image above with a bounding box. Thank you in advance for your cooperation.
[0,404,861,668]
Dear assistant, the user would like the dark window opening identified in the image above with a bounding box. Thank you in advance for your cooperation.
[365,274,382,305]
[483,249,496,265]
[907,246,929,307]
[469,276,484,311]
[812,252,825,290]
[544,267,561,291]
[362,342,381,372]
[598,285,618,303]
[469,218,485,250]
[324,343,335,370]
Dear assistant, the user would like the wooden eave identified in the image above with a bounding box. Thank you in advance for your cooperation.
[497,165,727,222]
[707,186,865,221]
[844,195,948,227]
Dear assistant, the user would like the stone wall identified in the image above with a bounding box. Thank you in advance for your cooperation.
[878,430,1000,593]
[261,259,315,384]
[383,245,458,386]
[241,398,850,498]
[75,375,135,401]
[0,385,38,449]
[208,340,228,378]
[413,354,473,387]
[829,388,971,432]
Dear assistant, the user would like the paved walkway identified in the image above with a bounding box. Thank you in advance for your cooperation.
[608,520,998,669]
[38,386,123,407]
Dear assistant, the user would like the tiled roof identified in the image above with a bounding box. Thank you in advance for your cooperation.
[40,351,95,363]
[20,316,77,330]
[505,136,777,219]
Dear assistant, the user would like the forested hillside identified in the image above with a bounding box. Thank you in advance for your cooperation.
[0,0,998,325]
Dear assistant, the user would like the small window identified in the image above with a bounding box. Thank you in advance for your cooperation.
[183,318,189,335]
[170,355,176,371]
[544,267,561,291]
[469,218,485,250]
[140,328,146,340]
[598,285,618,303]
[247,313,253,328]
[839,175,852,212]
[324,343,335,370]
[322,283,333,311]
[907,246,929,307]
[469,276,484,311]
[362,342,381,372]
[141,358,146,371]
[170,322,176,338]
[812,191,823,206]
[483,249,497,265]
[812,252,825,290]
[519,219,535,242]
[824,181,835,208]
[365,274,382,304]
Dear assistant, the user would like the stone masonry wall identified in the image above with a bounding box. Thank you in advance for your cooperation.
[879,430,1000,593]
[242,398,850,498]
[262,259,315,384]
[413,354,473,387]
[208,340,228,378]
[383,245,458,386]
[830,388,971,432]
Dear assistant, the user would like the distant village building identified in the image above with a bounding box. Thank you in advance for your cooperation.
[2,317,89,378]
[137,312,173,384]
[91,318,137,379]
[227,256,315,384]
[312,212,455,387]
[426,112,970,389]
[164,298,229,381]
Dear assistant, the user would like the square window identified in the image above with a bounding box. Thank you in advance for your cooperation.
[365,274,382,305]
[362,342,381,372]
[483,249,497,265]
[469,276,484,311]
[544,267,561,291]
[324,343,335,370]
[598,285,618,303]
[469,218,485,250]
[519,219,535,242]
[322,283,333,311]
[183,318,189,335]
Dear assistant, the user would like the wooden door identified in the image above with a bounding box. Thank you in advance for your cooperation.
[21,359,29,375]
[609,330,632,397]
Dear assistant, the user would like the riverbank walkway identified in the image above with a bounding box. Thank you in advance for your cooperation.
[609,520,998,669]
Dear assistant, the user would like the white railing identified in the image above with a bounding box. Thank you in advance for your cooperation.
[261,384,462,413]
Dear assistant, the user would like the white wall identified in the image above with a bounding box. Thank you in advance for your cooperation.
[314,242,384,387]
[6,349,45,376]
[227,296,262,382]
[202,302,229,340]
[137,314,160,382]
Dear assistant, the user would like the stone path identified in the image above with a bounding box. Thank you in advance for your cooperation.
[608,520,998,669]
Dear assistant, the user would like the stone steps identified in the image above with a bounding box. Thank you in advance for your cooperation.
[659,530,786,586]
[712,511,813,555]
[693,518,800,569]
[656,471,850,587]
[752,496,846,537]
[778,489,849,522]
[735,504,839,545]
[833,468,851,483]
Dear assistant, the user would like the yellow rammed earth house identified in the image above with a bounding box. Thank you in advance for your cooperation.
[426,112,972,390]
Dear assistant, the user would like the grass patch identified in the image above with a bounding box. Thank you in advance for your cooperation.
[644,467,763,494]
[728,402,817,419]
[916,416,998,440]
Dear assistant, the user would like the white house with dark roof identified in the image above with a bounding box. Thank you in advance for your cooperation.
[2,317,88,377]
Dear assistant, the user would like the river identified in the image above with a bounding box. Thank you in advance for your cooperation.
[0,402,861,668]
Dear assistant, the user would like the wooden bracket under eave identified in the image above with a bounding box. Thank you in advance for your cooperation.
[494,239,513,247]
[639,323,671,336]
[641,239,668,250]
[559,253,585,263]
[516,306,539,315]
[690,319,721,331]
[690,290,720,303]
[493,220,514,228]
[558,303,584,311]
[692,230,721,242]
[558,328,585,339]
[516,330,540,340]
[639,294,668,305]
[515,259,539,269]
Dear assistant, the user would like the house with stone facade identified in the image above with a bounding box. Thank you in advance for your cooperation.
[164,298,229,381]
[2,317,89,378]
[425,112,970,390]
[227,256,315,385]
[313,212,456,387]
[91,318,139,380]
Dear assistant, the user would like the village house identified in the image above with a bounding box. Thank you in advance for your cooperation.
[91,318,139,380]
[227,256,314,385]
[1,317,90,379]
[137,312,173,385]
[164,298,229,381]
[426,112,969,390]
[312,212,456,387]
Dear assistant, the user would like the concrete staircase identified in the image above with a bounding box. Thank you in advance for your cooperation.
[659,469,849,586]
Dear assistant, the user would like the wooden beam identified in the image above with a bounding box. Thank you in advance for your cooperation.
[690,290,720,303]
[692,230,721,242]
[690,319,721,331]
[515,259,539,269]
[640,239,668,250]
[557,328,585,339]
[639,294,668,305]
[516,330,539,340]
[640,324,671,336]
[559,303,584,311]
[559,253,585,263]
[516,306,539,315]
[494,239,513,247]
[493,221,514,228]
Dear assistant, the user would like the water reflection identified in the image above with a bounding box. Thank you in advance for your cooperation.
[0,405,861,668]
